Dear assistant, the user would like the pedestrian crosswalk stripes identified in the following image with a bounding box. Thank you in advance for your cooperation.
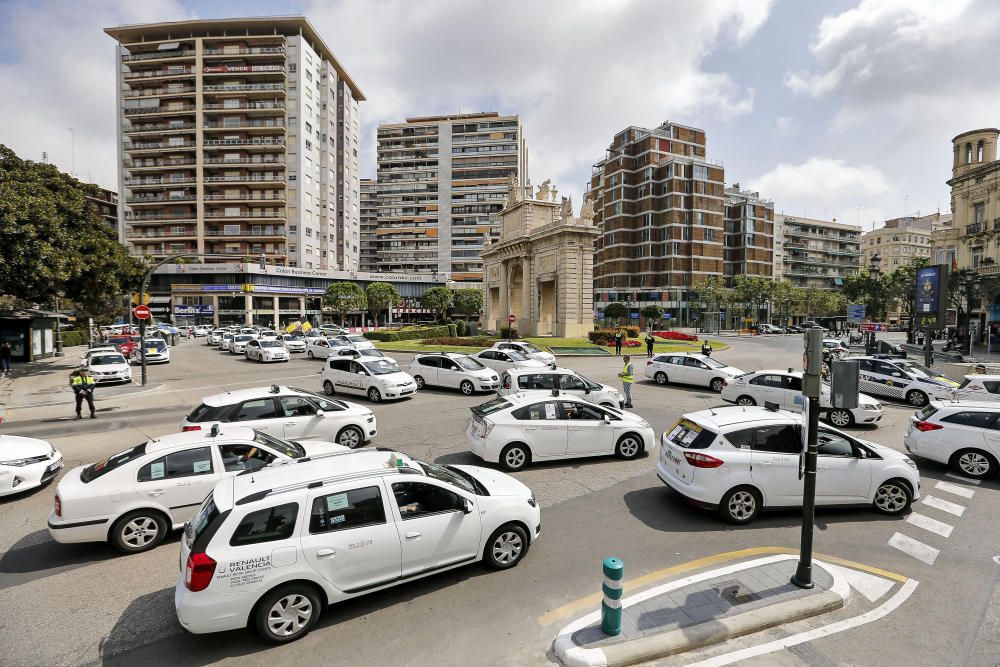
[920,495,966,517]
[934,480,975,499]
[904,512,954,538]
[944,472,981,485]
[888,532,940,565]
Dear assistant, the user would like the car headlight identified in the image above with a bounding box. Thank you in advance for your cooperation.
[0,458,31,467]
[527,494,537,508]
[861,403,879,411]
[904,458,918,471]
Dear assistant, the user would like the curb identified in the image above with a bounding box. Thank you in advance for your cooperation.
[552,555,849,667]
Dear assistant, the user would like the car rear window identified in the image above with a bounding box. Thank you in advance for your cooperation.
[472,397,511,416]
[916,405,938,421]
[665,419,717,450]
[186,494,220,548]
[80,443,147,483]
[187,403,233,423]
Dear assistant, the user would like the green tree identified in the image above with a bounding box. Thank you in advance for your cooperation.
[0,145,144,319]
[603,302,627,324]
[887,258,928,343]
[732,275,773,326]
[771,281,796,328]
[323,282,367,326]
[364,282,401,326]
[640,304,663,328]
[451,288,484,318]
[421,286,453,322]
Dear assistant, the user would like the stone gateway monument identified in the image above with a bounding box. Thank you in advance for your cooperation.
[481,178,600,337]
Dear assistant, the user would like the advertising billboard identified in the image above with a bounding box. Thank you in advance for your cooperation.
[914,264,949,330]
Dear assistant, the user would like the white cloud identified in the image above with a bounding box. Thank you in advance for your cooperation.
[0,0,192,188]
[306,0,773,205]
[775,116,795,135]
[748,157,896,227]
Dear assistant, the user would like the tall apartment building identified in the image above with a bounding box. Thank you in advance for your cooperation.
[861,213,941,270]
[775,214,862,289]
[359,178,378,272]
[376,112,528,282]
[588,122,726,323]
[723,184,774,281]
[85,186,119,230]
[947,128,1000,273]
[105,17,364,270]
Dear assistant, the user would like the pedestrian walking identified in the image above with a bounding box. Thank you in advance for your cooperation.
[618,355,634,408]
[70,368,97,420]
[0,341,11,376]
[614,328,623,356]
[644,332,655,358]
[701,340,712,357]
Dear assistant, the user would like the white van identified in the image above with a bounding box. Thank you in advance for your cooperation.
[498,367,623,408]
[320,357,417,403]
[174,449,540,642]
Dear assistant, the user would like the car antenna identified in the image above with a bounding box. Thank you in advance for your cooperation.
[701,397,717,416]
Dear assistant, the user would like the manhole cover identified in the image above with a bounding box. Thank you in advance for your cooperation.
[714,580,760,606]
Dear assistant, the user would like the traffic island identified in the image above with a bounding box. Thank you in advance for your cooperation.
[552,554,849,667]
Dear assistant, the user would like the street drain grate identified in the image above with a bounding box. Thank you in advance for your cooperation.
[714,580,760,606]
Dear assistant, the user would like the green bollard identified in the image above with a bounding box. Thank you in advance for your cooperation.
[601,557,624,636]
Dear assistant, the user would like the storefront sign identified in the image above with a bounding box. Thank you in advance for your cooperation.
[174,305,215,316]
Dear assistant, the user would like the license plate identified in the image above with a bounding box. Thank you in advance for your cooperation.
[46,461,63,474]
[667,453,682,465]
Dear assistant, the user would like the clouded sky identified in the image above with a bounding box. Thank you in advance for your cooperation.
[2,0,998,230]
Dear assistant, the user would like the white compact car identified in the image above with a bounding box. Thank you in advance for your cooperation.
[335,334,375,350]
[193,326,212,338]
[81,345,119,364]
[47,425,347,554]
[409,353,500,394]
[471,349,546,373]
[174,449,540,642]
[231,335,255,355]
[305,337,352,360]
[87,352,133,384]
[721,370,883,428]
[644,353,744,393]
[498,367,624,408]
[904,401,1000,479]
[849,356,960,407]
[321,358,417,403]
[954,375,1000,402]
[0,435,63,497]
[488,341,555,365]
[657,406,920,524]
[130,338,170,365]
[335,347,398,365]
[181,386,377,449]
[257,330,281,341]
[245,339,290,363]
[219,334,235,352]
[281,335,306,353]
[466,393,654,471]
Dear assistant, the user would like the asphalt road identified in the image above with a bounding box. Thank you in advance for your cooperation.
[1,334,998,667]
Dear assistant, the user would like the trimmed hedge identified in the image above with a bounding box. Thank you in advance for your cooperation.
[364,325,451,342]
[61,330,89,347]
[499,326,519,339]
[588,327,640,345]
[455,320,467,337]
[422,336,498,347]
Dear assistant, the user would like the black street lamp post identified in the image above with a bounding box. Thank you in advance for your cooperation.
[866,252,882,354]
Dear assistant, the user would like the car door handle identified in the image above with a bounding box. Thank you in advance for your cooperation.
[315,548,336,558]
[174,481,191,487]
[405,531,421,540]
[758,461,772,466]
[148,489,166,496]
[284,422,297,427]
[525,427,538,431]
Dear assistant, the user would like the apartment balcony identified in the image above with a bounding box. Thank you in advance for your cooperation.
[203,120,285,131]
[827,247,862,256]
[125,212,196,222]
[124,121,196,134]
[126,193,196,204]
[123,87,197,99]
[202,65,286,77]
[203,137,285,149]
[205,210,286,220]
[205,225,286,238]
[203,101,285,113]
[203,175,284,184]
[206,246,287,258]
[967,223,985,235]
[125,228,198,239]
[124,160,197,173]
[122,67,195,81]
[202,83,286,95]
[202,46,285,57]
[125,141,196,153]
[123,104,196,117]
[202,157,285,168]
[203,193,286,203]
[125,176,197,187]
[121,50,195,63]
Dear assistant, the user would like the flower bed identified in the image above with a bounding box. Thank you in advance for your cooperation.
[588,326,640,345]
[653,330,698,341]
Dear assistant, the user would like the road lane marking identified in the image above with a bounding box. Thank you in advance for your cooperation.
[920,495,966,516]
[945,472,981,485]
[935,480,976,499]
[684,579,919,667]
[905,512,954,537]
[888,532,940,565]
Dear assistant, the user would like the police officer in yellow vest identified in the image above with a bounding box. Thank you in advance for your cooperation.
[617,355,634,408]
[70,369,97,420]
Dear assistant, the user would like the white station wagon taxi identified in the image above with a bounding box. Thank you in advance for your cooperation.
[320,358,417,402]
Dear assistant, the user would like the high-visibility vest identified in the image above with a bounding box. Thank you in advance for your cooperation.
[71,375,95,387]
[621,363,634,383]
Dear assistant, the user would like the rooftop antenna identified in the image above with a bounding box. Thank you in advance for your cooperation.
[700,397,718,416]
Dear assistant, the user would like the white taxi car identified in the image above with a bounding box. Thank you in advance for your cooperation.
[644,353,744,393]
[281,335,306,353]
[335,347,398,366]
[174,449,540,642]
[231,334,255,355]
[954,375,1000,402]
[466,393,654,471]
[849,356,959,407]
[130,338,170,365]
[409,353,500,394]
[245,339,290,363]
[181,386,376,449]
[657,406,920,524]
[0,435,63,497]
[498,367,624,408]
[904,401,1000,479]
[86,352,133,384]
[305,337,352,360]
[721,370,883,428]
[219,333,235,351]
[488,341,555,365]
[471,349,546,373]
[47,426,347,553]
[321,358,417,403]
[335,334,375,350]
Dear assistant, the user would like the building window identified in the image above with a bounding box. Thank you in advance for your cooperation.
[693,165,708,181]
[975,203,986,225]
[977,140,984,162]
[966,143,973,164]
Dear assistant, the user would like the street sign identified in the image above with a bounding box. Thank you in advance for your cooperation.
[508,314,516,323]
[131,293,152,306]
[858,322,887,332]
[133,305,151,320]
[629,312,639,319]
[847,304,865,321]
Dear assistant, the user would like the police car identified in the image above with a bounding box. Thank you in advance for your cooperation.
[320,358,417,402]
[848,356,959,407]
[174,449,540,642]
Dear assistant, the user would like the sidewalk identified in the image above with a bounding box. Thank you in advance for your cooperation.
[553,554,848,667]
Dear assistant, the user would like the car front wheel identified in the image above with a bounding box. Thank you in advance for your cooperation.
[615,433,643,460]
[483,524,528,569]
[336,425,365,449]
[710,378,725,392]
[719,487,760,525]
[872,480,912,515]
[367,387,382,403]
[254,584,323,644]
[828,409,854,427]
[306,350,314,359]
[654,371,668,385]
[460,380,475,395]
[414,375,425,389]
[736,395,756,406]
[323,380,336,396]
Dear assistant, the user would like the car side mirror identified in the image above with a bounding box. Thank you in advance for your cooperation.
[584,387,591,394]
[316,409,325,416]
[603,414,611,424]
[462,499,473,514]
[356,370,365,375]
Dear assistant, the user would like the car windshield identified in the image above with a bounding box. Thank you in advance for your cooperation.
[347,335,367,343]
[359,349,384,358]
[413,459,475,494]
[701,356,726,368]
[91,354,126,365]
[147,340,167,350]
[577,373,603,390]
[260,340,283,348]
[252,430,305,458]
[506,350,529,361]
[895,361,945,379]
[455,356,486,371]
[108,337,129,345]
[80,443,147,483]
[363,359,399,375]
[234,335,252,342]
[519,343,541,353]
